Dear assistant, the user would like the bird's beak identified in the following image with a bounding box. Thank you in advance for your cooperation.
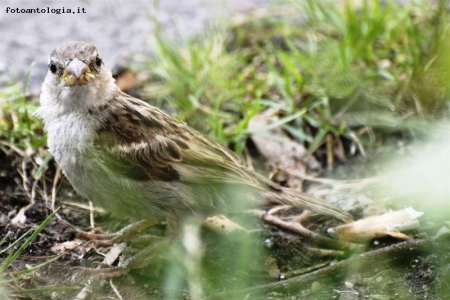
[61,58,95,86]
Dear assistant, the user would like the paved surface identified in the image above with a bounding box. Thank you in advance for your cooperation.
[0,0,272,94]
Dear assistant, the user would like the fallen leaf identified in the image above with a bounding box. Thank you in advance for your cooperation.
[249,109,321,190]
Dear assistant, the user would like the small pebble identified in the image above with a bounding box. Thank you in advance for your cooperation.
[311,281,321,292]
[264,238,273,248]
[378,59,391,69]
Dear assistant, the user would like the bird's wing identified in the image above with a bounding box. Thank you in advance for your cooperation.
[95,93,266,189]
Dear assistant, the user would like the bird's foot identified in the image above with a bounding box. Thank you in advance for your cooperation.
[76,219,157,247]
[79,237,173,278]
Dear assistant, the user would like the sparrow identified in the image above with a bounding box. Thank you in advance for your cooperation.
[38,41,352,235]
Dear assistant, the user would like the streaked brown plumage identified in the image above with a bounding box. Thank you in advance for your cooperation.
[39,41,352,235]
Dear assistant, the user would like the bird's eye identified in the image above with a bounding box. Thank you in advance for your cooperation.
[95,55,102,67]
[49,61,57,73]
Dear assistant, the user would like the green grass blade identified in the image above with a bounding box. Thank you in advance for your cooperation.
[0,209,58,274]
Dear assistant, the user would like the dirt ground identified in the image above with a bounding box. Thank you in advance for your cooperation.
[1,143,449,300]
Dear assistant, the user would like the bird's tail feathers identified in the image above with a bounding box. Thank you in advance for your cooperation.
[266,188,353,223]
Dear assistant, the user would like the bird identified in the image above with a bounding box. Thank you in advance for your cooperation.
[38,41,352,239]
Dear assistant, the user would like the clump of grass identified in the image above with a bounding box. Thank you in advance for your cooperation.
[140,28,260,152]
[142,0,449,161]
[0,69,53,202]
[299,0,449,117]
[0,67,51,178]
[0,80,45,150]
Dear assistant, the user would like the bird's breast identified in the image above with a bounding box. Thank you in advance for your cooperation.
[45,113,97,169]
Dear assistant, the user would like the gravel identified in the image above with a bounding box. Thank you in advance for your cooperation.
[0,0,273,94]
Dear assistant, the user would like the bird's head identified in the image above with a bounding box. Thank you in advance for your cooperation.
[41,41,117,113]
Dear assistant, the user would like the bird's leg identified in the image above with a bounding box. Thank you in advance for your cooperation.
[82,236,173,278]
[76,219,158,247]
